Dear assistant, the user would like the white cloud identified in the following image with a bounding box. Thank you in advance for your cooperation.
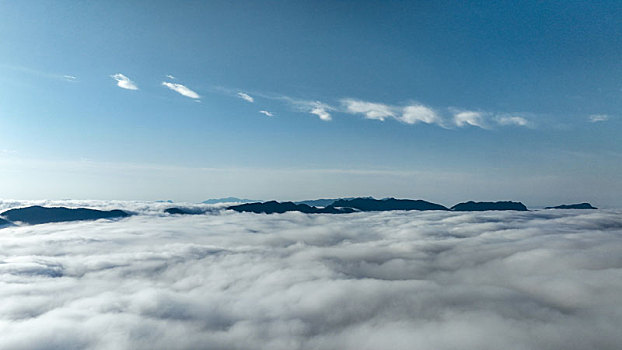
[400,104,442,125]
[342,99,444,126]
[110,73,138,90]
[283,97,334,121]
[453,110,487,128]
[162,82,200,99]
[589,114,609,123]
[0,200,621,349]
[496,115,530,127]
[237,92,254,103]
[341,99,395,121]
[250,92,536,130]
[259,110,273,117]
[63,75,77,82]
[310,103,332,121]
[166,74,176,80]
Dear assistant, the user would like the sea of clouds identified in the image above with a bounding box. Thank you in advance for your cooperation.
[1,200,622,350]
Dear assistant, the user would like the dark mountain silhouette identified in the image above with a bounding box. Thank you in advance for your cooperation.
[295,197,366,207]
[202,197,259,204]
[545,203,597,209]
[164,207,206,215]
[227,201,354,214]
[331,197,449,211]
[450,201,528,211]
[0,206,130,225]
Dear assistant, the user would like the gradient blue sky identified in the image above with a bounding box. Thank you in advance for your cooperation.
[0,1,620,206]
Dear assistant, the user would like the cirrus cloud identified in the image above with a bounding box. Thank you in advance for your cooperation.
[280,96,334,121]
[341,99,444,127]
[310,103,333,121]
[400,104,443,125]
[237,92,254,103]
[110,73,138,90]
[589,114,609,123]
[259,110,274,117]
[452,110,487,128]
[496,115,530,127]
[162,82,200,99]
[341,99,395,121]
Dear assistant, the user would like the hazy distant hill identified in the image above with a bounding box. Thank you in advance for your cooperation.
[0,206,130,225]
[451,201,528,211]
[331,197,449,211]
[545,203,597,209]
[202,197,259,204]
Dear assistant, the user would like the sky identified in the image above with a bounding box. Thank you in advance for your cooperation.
[0,0,620,206]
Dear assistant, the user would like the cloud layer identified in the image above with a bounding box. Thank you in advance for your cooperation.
[1,200,621,349]
[162,82,200,99]
[111,73,138,90]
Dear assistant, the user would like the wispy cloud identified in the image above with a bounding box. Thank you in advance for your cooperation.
[215,87,532,129]
[341,99,395,121]
[259,110,273,117]
[309,102,333,121]
[0,64,79,83]
[278,96,335,121]
[166,74,176,80]
[496,115,530,127]
[0,149,17,155]
[400,104,443,125]
[162,82,200,99]
[341,99,444,126]
[110,73,138,90]
[452,110,487,128]
[589,114,609,123]
[237,92,254,103]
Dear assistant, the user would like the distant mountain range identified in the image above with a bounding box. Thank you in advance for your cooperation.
[331,198,449,211]
[294,197,366,207]
[451,201,528,211]
[0,200,600,228]
[226,201,354,214]
[226,198,601,214]
[202,197,259,204]
[227,198,538,214]
[0,206,130,225]
[545,203,597,209]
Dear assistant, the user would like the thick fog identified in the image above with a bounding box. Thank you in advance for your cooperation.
[1,201,621,349]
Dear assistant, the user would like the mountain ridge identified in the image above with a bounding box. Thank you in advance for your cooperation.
[0,206,131,225]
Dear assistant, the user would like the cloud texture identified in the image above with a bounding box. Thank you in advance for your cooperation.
[1,200,621,350]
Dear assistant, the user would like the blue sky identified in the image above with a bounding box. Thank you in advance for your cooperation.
[0,1,620,206]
